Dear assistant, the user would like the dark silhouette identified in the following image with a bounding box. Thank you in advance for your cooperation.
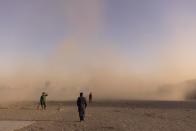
[77,92,87,121]
[89,92,92,104]
[40,92,48,110]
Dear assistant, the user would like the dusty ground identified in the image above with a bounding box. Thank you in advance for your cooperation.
[0,100,195,131]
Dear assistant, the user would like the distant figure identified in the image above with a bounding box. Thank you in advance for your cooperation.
[40,92,48,110]
[89,92,92,104]
[77,92,87,121]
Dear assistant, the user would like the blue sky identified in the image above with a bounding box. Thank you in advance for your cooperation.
[0,0,66,55]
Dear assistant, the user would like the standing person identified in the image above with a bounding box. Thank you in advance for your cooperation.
[89,92,92,104]
[77,92,87,121]
[40,92,48,110]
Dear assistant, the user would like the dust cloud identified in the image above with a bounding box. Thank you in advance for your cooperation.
[0,0,196,102]
[0,41,195,102]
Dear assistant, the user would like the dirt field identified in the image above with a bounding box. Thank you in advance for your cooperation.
[0,101,195,131]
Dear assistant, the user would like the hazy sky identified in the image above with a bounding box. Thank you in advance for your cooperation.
[0,0,196,97]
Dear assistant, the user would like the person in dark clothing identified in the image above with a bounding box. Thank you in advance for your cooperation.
[77,92,87,121]
[89,92,92,104]
[40,92,48,110]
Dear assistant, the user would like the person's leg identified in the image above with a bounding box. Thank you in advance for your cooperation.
[79,112,82,121]
[41,104,44,110]
[79,110,83,121]
[43,102,46,110]
[89,98,92,103]
[40,101,44,110]
[80,115,83,121]
[82,110,85,120]
[80,110,85,121]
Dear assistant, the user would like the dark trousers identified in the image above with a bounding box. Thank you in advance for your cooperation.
[78,108,85,121]
[40,101,46,110]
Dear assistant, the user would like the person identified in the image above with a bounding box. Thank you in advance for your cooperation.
[89,92,92,104]
[77,92,87,121]
[40,92,48,110]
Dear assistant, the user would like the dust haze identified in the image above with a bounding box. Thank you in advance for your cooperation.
[0,41,195,102]
[1,0,196,102]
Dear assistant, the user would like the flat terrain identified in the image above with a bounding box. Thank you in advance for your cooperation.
[0,100,195,131]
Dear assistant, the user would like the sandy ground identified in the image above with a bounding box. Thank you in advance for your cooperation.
[0,101,195,131]
[0,121,34,131]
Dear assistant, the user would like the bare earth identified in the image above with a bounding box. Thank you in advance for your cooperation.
[0,100,195,131]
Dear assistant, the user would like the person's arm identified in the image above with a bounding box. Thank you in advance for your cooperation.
[84,98,87,108]
[77,97,80,107]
